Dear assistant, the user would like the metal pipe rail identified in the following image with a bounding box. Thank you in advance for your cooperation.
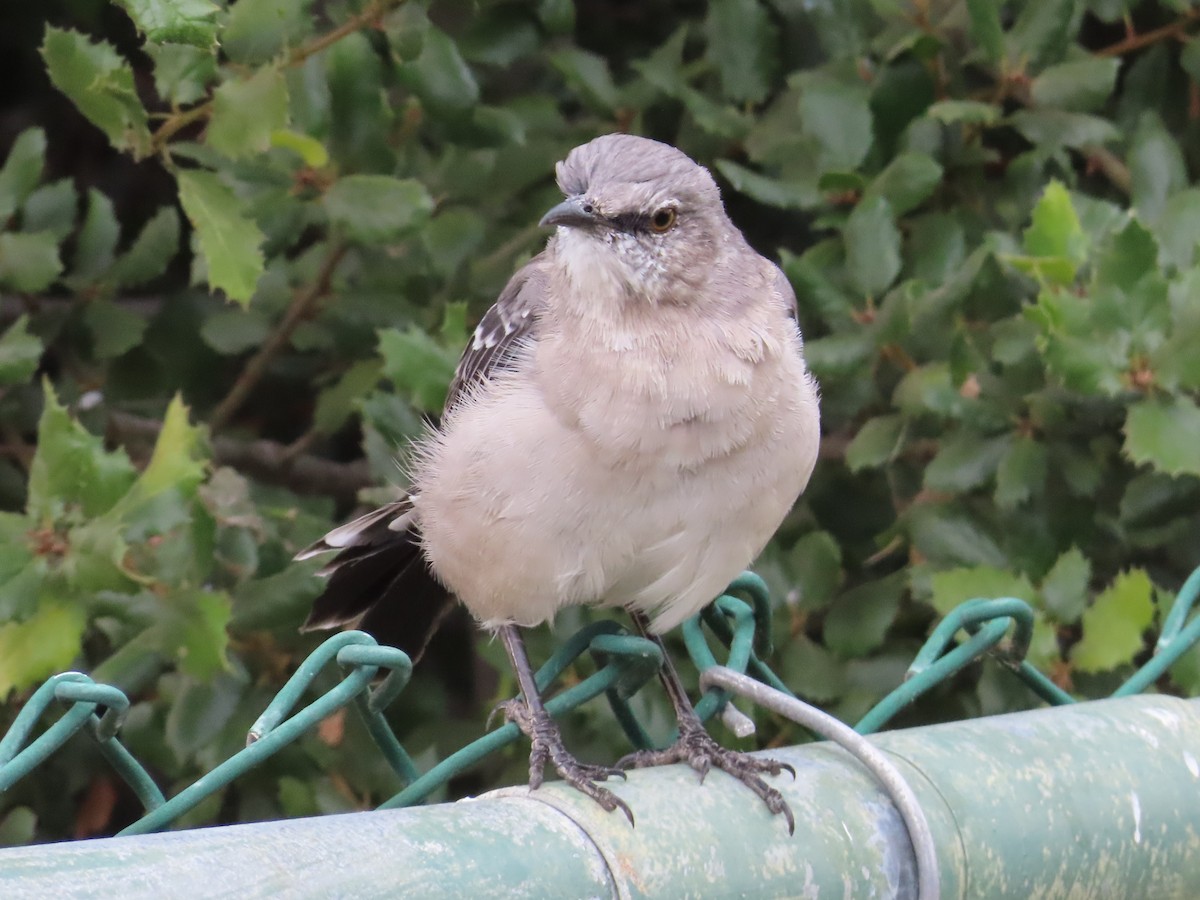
[3,693,1199,899]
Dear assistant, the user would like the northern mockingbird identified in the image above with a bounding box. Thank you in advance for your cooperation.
[298,133,821,830]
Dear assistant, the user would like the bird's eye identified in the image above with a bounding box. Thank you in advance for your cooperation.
[650,208,678,233]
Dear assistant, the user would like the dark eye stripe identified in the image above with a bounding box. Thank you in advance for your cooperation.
[610,210,677,234]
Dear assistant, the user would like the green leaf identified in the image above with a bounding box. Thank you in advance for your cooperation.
[111,0,219,47]
[907,506,1006,567]
[402,26,480,116]
[111,206,181,288]
[422,209,486,279]
[1009,110,1118,149]
[844,196,900,297]
[458,7,538,67]
[23,179,77,240]
[222,0,314,65]
[926,100,1001,125]
[324,175,434,243]
[1030,58,1120,112]
[1128,112,1187,223]
[269,129,328,167]
[705,0,777,104]
[71,189,120,284]
[1020,180,1087,285]
[164,672,242,761]
[1124,396,1200,477]
[925,432,1011,493]
[824,573,904,657]
[846,414,904,471]
[40,28,152,158]
[146,42,217,105]
[0,316,43,385]
[1072,569,1155,673]
[1095,219,1157,292]
[929,565,1035,617]
[634,30,752,140]
[378,327,457,413]
[893,362,967,419]
[796,72,873,170]
[1154,302,1200,391]
[28,382,138,519]
[965,0,1003,62]
[200,308,271,355]
[713,160,815,210]
[176,169,265,304]
[1006,0,1076,70]
[83,300,148,359]
[0,232,62,293]
[230,562,324,632]
[162,589,232,679]
[994,435,1048,509]
[1040,547,1090,623]
[862,152,942,217]
[549,49,619,114]
[0,602,87,696]
[129,394,207,500]
[0,128,47,221]
[313,359,383,433]
[1155,188,1200,270]
[786,530,843,610]
[207,68,290,159]
[777,634,846,702]
[538,0,575,34]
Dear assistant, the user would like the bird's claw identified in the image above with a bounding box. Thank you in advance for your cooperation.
[618,724,795,834]
[498,696,633,825]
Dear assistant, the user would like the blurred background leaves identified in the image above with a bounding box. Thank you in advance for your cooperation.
[2,0,1200,843]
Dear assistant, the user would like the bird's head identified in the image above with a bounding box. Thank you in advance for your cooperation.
[542,134,728,303]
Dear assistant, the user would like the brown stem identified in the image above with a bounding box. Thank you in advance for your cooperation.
[1095,9,1200,58]
[151,102,213,153]
[286,0,401,68]
[208,241,349,433]
[1085,147,1132,196]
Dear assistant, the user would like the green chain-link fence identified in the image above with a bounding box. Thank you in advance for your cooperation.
[3,566,1200,840]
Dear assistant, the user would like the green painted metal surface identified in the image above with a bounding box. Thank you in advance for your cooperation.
[3,694,1199,899]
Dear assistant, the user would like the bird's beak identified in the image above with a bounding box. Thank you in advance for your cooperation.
[539,196,602,229]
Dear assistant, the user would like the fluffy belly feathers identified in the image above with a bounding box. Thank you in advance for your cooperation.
[412,348,819,631]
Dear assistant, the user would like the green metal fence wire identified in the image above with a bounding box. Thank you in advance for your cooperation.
[3,566,1200,839]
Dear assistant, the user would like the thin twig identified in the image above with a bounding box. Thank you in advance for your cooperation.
[286,0,399,68]
[1095,9,1200,58]
[208,241,349,432]
[1085,147,1133,196]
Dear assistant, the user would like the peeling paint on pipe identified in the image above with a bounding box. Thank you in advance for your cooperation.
[2,695,1199,899]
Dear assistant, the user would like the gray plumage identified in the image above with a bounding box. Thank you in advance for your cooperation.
[298,133,821,828]
[300,133,819,638]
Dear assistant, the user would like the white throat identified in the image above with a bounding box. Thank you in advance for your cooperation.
[554,227,674,305]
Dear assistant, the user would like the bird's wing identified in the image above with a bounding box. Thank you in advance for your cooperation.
[295,253,552,654]
[445,252,550,412]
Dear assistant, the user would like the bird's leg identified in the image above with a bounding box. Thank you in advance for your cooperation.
[617,610,795,833]
[495,624,633,824]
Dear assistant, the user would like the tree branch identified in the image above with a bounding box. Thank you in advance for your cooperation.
[208,240,349,433]
[1094,9,1200,58]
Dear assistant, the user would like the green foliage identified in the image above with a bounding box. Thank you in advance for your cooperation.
[4,0,1200,844]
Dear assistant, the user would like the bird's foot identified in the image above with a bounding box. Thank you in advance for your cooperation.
[618,721,795,833]
[496,698,633,825]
